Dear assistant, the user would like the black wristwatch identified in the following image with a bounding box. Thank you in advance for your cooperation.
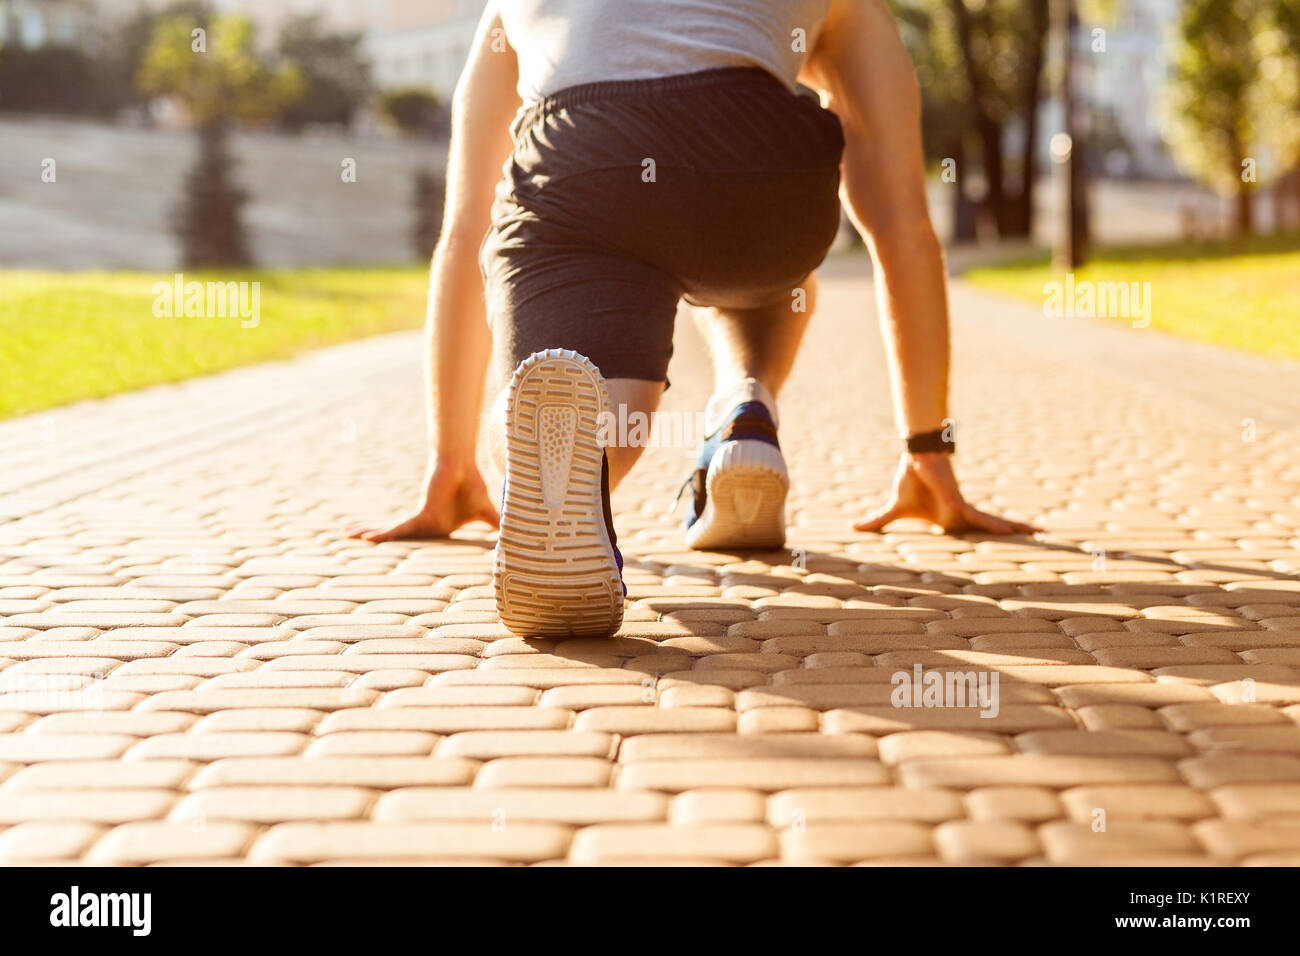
[906,428,955,455]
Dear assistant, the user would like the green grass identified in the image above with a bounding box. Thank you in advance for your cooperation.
[965,233,1300,359]
[0,266,427,419]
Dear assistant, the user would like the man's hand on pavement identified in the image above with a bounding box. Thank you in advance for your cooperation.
[346,458,499,542]
[855,452,1040,536]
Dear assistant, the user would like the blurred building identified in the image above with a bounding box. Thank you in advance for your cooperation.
[0,0,96,48]
[1083,0,1181,178]
[222,0,485,98]
[363,0,484,97]
[8,0,483,100]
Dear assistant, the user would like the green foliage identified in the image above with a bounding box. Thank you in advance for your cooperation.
[1164,0,1300,195]
[99,0,212,112]
[893,0,1052,238]
[378,87,447,138]
[890,1,970,160]
[137,12,303,124]
[137,12,304,267]
[276,14,372,130]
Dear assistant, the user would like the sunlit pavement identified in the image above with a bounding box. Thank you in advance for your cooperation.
[2,261,1299,865]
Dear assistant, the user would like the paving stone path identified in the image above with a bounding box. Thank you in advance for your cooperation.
[2,260,1299,865]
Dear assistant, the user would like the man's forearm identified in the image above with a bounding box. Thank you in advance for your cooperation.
[422,0,518,466]
[807,0,954,443]
[865,222,951,438]
[426,232,492,462]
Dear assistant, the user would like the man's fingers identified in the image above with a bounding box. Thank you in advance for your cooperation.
[955,504,1039,536]
[853,502,904,533]
[475,505,501,529]
[358,514,433,543]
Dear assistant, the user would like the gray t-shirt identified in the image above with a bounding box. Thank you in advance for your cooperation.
[497,0,833,102]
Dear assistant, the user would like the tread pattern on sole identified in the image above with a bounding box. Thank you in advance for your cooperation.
[494,349,624,638]
[685,438,789,551]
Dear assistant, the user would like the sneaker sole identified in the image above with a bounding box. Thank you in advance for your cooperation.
[494,349,624,638]
[684,439,788,551]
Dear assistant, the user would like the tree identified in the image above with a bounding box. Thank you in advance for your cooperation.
[378,88,448,138]
[99,0,211,115]
[892,1,979,240]
[137,12,302,266]
[276,14,372,131]
[1259,0,1300,227]
[1162,0,1297,236]
[896,0,1050,239]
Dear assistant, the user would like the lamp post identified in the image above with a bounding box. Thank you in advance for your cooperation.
[1052,0,1090,269]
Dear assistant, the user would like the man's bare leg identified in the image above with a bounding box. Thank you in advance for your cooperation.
[693,272,818,413]
[486,377,665,494]
[678,275,817,549]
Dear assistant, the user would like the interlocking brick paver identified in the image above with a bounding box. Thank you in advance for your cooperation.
[1210,784,1300,819]
[0,822,105,861]
[900,755,1181,789]
[780,822,933,862]
[251,822,572,863]
[768,787,964,824]
[318,706,572,734]
[0,789,176,824]
[193,709,325,733]
[570,823,775,863]
[374,787,668,824]
[1179,753,1300,788]
[475,757,613,788]
[88,821,258,864]
[0,734,136,762]
[188,756,479,789]
[618,732,875,761]
[1193,819,1300,859]
[619,757,889,792]
[933,820,1040,862]
[6,269,1300,863]
[1060,785,1216,821]
[671,789,767,823]
[306,731,439,756]
[170,786,374,823]
[126,732,308,761]
[964,787,1063,822]
[1038,821,1201,863]
[3,758,197,790]
[574,706,736,734]
[436,731,615,760]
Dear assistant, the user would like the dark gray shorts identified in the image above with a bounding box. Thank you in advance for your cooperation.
[481,66,845,384]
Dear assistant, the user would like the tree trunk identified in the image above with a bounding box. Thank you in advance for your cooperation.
[1006,0,1050,238]
[980,121,1009,234]
[1294,168,1300,230]
[951,136,978,242]
[1236,181,1254,237]
[948,0,1010,235]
